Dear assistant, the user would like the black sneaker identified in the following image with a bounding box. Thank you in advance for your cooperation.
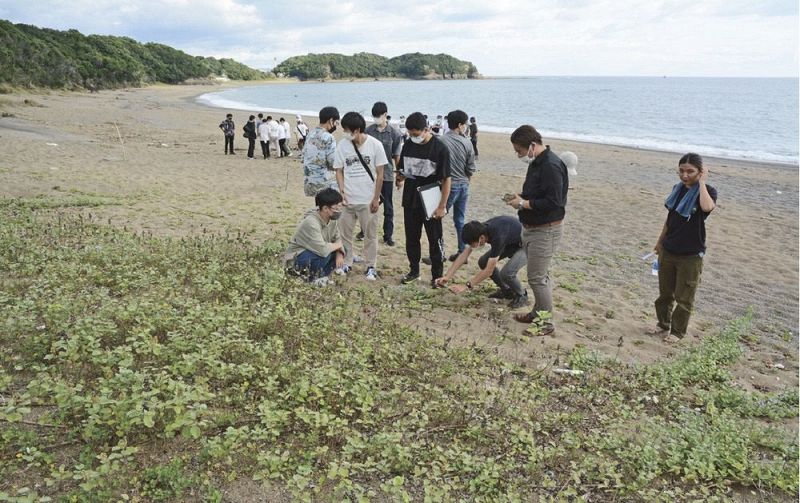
[356,231,365,241]
[507,292,529,309]
[383,238,395,247]
[431,278,443,289]
[400,271,420,284]
[488,288,515,300]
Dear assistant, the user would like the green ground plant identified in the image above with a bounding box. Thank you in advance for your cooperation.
[0,201,797,501]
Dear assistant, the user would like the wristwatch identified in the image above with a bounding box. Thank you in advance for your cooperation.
[466,281,473,290]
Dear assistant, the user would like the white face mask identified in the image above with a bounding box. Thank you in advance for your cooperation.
[518,144,534,163]
[410,135,425,144]
[348,132,358,142]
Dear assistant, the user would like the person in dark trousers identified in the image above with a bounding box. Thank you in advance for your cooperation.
[435,217,529,309]
[258,118,270,159]
[507,125,569,336]
[652,153,717,344]
[396,112,451,287]
[219,113,235,154]
[365,101,404,246]
[468,116,479,157]
[243,115,257,159]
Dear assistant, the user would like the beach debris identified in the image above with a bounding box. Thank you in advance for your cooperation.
[776,190,782,194]
[46,142,58,147]
[559,151,578,176]
[160,143,169,147]
[643,395,660,404]
[49,167,59,171]
[553,368,584,376]
[767,362,786,370]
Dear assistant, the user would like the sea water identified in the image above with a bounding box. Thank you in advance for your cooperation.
[198,77,799,165]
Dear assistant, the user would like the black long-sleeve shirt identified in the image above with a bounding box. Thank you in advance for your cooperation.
[517,146,569,226]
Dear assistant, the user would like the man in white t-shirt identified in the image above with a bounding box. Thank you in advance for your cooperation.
[295,114,309,150]
[334,111,388,280]
[278,117,292,157]
[266,116,281,157]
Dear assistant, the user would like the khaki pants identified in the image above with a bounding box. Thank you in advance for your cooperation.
[521,224,563,317]
[655,249,703,338]
[339,204,379,268]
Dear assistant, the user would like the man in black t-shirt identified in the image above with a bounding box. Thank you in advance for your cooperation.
[435,216,529,308]
[396,112,451,286]
[653,153,717,343]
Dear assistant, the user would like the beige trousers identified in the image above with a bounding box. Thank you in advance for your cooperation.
[339,204,379,268]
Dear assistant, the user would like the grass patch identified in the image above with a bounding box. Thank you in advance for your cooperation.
[0,202,796,501]
[1,195,122,210]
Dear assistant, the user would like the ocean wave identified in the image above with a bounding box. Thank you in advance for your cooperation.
[479,125,798,165]
[197,90,798,166]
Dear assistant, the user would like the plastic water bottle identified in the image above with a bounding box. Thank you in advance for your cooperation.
[651,258,659,276]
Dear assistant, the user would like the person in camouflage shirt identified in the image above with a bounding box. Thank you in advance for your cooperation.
[303,106,340,197]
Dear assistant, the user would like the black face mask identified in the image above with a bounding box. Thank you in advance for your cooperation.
[329,125,337,133]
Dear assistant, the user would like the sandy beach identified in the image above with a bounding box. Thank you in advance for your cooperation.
[1,82,797,394]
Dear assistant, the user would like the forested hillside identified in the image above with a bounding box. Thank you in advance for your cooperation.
[274,52,480,80]
[0,20,267,90]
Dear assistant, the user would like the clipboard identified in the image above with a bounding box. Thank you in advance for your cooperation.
[417,181,443,220]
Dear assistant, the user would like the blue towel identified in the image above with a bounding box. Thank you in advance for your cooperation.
[664,182,700,220]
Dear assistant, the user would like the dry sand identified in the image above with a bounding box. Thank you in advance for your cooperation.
[0,83,797,394]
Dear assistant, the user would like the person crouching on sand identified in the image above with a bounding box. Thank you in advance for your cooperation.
[652,153,717,344]
[434,216,529,309]
[284,188,346,286]
[506,125,569,337]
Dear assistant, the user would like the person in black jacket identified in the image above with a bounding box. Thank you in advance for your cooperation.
[243,115,257,159]
[506,125,568,336]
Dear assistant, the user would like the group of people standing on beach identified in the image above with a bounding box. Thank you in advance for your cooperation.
[218,112,309,159]
[221,101,717,341]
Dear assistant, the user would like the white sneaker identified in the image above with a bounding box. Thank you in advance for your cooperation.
[365,267,378,280]
[334,265,350,275]
[311,277,331,287]
[352,255,364,264]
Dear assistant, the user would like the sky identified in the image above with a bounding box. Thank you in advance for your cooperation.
[1,0,798,77]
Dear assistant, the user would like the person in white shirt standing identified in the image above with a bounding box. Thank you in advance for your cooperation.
[295,114,309,151]
[278,118,292,157]
[334,111,388,280]
[266,116,281,157]
[257,117,271,158]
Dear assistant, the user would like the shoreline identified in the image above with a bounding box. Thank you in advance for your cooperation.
[192,83,799,169]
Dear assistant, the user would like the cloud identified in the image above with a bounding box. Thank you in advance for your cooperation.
[0,0,796,76]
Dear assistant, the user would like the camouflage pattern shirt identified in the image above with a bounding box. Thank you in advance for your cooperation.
[303,127,337,197]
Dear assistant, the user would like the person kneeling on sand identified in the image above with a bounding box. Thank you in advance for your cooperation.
[434,217,529,309]
[284,188,346,286]
[652,153,717,343]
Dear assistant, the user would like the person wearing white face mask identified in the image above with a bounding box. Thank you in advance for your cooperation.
[365,101,404,247]
[334,111,388,280]
[506,125,569,336]
[435,216,528,309]
[396,112,451,286]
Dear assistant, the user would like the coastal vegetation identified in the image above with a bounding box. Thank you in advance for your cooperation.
[0,200,796,501]
[274,52,480,80]
[0,20,267,90]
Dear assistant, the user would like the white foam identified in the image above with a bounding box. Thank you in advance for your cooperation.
[196,92,318,119]
[479,125,798,165]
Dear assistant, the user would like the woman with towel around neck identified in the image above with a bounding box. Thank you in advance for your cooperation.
[652,153,717,343]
